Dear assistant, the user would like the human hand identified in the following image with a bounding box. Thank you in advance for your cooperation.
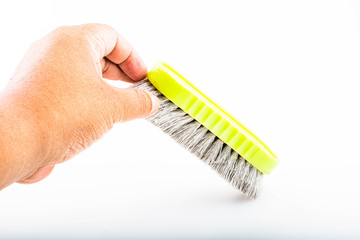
[0,24,159,188]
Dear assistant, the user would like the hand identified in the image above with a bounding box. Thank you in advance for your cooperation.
[0,24,159,188]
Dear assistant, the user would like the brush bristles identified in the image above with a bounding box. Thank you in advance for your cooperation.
[133,80,263,198]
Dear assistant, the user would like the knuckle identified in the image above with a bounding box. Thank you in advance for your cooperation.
[78,24,111,59]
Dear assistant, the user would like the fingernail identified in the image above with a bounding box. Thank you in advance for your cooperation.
[147,92,160,115]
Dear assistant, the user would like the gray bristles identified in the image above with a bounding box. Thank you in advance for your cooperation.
[133,80,263,198]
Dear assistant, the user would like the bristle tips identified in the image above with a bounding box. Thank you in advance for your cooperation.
[133,80,263,198]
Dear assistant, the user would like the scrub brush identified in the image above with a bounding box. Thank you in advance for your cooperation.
[133,62,278,198]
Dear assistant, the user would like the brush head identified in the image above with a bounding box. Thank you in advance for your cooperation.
[134,80,263,198]
[132,62,277,198]
[146,63,278,174]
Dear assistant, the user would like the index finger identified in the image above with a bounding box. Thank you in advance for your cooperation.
[81,23,147,81]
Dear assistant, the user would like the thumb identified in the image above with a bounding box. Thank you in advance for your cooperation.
[111,87,160,122]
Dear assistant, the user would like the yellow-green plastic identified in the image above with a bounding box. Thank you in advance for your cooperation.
[147,62,278,174]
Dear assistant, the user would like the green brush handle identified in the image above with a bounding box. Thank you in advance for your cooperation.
[147,62,278,174]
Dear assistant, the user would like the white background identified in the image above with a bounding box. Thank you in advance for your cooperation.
[1,0,360,239]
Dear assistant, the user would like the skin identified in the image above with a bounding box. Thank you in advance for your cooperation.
[0,24,159,189]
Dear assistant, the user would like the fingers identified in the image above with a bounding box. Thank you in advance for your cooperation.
[101,58,135,83]
[17,165,55,184]
[81,23,147,81]
[118,50,147,81]
[110,88,160,122]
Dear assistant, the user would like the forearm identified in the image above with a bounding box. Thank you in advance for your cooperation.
[0,94,45,189]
